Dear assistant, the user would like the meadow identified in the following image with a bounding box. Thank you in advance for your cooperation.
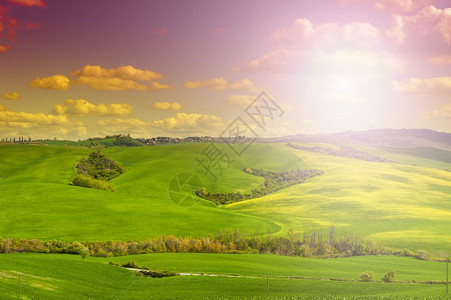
[0,143,450,251]
[0,141,450,298]
[0,253,448,299]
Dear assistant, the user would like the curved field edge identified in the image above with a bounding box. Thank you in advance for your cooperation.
[225,144,451,254]
[0,253,448,299]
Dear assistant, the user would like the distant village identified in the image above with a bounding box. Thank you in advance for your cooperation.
[90,134,248,145]
[0,134,249,145]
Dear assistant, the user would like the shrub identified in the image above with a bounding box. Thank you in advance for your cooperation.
[121,260,142,269]
[382,270,396,283]
[80,247,89,260]
[138,270,179,278]
[359,271,374,282]
[72,174,115,192]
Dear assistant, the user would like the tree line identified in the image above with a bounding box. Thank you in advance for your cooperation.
[196,168,323,205]
[0,228,438,261]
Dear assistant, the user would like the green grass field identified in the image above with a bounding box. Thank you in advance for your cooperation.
[0,142,450,298]
[0,253,448,299]
[0,143,449,252]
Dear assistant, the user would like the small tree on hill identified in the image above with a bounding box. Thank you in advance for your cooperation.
[80,247,90,260]
[360,271,374,282]
[382,270,396,283]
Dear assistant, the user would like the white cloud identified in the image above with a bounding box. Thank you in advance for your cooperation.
[29,75,71,90]
[153,102,182,111]
[226,95,254,107]
[386,5,451,52]
[339,0,437,13]
[53,99,133,116]
[70,65,164,91]
[235,18,387,74]
[392,77,451,93]
[183,77,228,91]
[149,82,173,90]
[149,113,224,132]
[3,92,20,100]
[423,104,451,119]
[0,104,69,126]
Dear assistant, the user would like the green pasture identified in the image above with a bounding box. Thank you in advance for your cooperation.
[0,253,448,299]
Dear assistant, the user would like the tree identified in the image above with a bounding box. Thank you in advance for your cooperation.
[360,271,374,282]
[382,270,396,283]
[80,247,89,260]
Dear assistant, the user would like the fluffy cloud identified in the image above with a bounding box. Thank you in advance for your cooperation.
[271,19,380,48]
[3,91,19,100]
[0,45,10,53]
[152,27,168,35]
[73,76,147,91]
[229,78,261,93]
[0,104,68,126]
[339,0,436,13]
[235,18,385,74]
[0,1,44,54]
[392,77,451,93]
[6,0,46,7]
[423,104,451,119]
[386,6,451,54]
[149,82,173,90]
[184,77,261,92]
[70,65,163,91]
[315,50,405,74]
[53,99,133,116]
[150,113,224,132]
[184,77,228,91]
[429,54,451,65]
[97,118,147,127]
[153,102,182,111]
[226,95,254,107]
[71,65,162,82]
[29,75,71,90]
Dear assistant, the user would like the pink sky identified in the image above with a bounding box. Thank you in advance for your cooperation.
[0,0,450,139]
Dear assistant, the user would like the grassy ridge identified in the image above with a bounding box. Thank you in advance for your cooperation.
[0,253,447,299]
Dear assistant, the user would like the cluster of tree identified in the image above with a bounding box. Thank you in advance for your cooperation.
[360,270,396,283]
[72,151,124,191]
[196,168,323,205]
[72,174,115,192]
[1,136,32,143]
[0,228,438,261]
[75,151,124,181]
[114,134,144,147]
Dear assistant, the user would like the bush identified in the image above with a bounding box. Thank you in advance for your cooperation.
[138,270,179,278]
[75,151,125,181]
[382,270,396,283]
[121,260,143,269]
[72,174,115,192]
[359,271,374,282]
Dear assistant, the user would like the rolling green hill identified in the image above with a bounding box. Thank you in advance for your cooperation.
[0,142,449,254]
[0,140,450,298]
[0,253,447,299]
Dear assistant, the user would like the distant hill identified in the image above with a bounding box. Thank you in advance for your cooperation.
[272,129,451,150]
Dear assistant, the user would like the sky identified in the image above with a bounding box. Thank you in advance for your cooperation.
[0,0,450,140]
